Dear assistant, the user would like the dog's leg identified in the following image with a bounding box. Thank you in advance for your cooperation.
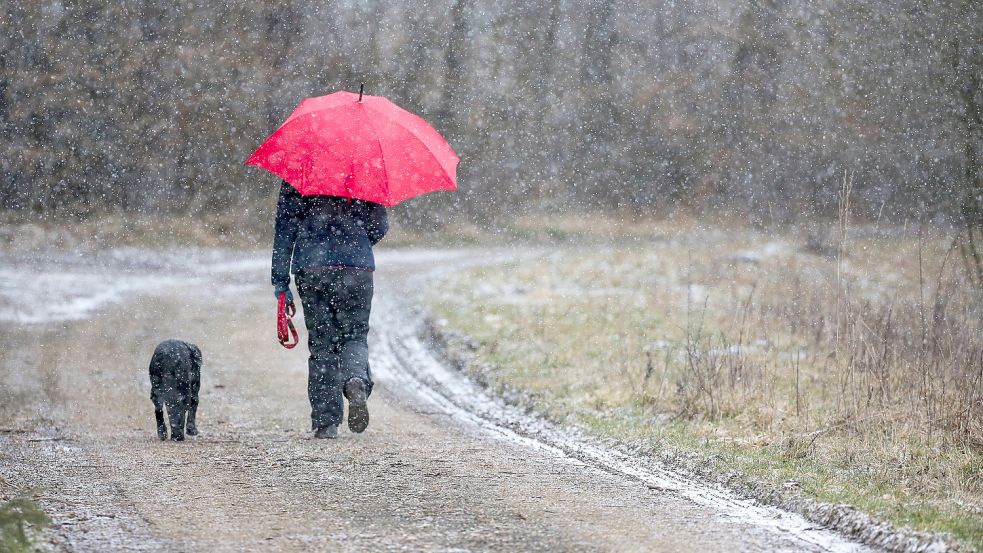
[166,400,186,442]
[185,401,198,436]
[150,371,167,440]
[186,367,201,436]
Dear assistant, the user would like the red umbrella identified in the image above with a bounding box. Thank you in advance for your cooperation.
[246,88,458,206]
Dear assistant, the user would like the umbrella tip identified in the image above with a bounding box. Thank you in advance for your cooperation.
[358,83,364,103]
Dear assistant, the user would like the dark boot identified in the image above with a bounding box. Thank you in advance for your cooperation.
[314,425,338,439]
[344,378,369,433]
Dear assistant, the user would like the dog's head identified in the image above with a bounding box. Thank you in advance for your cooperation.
[186,342,203,372]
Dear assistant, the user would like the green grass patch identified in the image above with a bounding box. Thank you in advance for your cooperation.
[0,492,51,553]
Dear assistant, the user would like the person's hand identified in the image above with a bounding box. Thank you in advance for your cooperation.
[274,286,293,305]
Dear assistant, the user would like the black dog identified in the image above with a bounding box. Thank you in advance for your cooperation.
[149,339,202,441]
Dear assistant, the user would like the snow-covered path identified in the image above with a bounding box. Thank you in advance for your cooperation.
[0,247,874,552]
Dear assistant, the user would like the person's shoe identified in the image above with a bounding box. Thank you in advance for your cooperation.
[314,425,338,439]
[344,378,369,433]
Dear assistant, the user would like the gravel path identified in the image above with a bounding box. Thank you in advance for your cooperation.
[0,248,874,552]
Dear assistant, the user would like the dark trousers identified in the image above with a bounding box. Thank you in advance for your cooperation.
[296,268,375,429]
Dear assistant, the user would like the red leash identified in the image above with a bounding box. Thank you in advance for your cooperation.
[277,292,299,349]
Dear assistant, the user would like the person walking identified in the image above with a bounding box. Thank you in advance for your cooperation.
[250,89,455,438]
[271,180,388,439]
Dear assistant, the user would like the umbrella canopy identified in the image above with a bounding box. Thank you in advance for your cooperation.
[246,90,458,206]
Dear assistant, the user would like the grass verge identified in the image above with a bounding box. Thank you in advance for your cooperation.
[422,218,983,551]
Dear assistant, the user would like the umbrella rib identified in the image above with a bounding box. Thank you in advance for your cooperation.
[362,112,392,205]
[364,104,456,190]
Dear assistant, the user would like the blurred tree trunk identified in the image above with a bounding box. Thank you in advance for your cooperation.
[950,1,983,286]
[723,0,787,214]
[262,1,302,127]
[403,0,471,227]
[439,0,473,138]
[579,0,619,207]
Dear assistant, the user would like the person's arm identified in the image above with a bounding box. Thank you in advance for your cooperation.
[272,181,302,293]
[361,202,389,246]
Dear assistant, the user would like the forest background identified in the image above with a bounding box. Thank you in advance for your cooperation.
[1,0,980,236]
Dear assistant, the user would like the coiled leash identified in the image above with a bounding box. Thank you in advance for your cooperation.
[277,292,299,349]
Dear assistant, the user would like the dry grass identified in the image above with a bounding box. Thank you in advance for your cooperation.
[0,208,276,251]
[0,208,490,251]
[424,215,983,548]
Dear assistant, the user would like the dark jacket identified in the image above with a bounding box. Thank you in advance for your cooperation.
[271,181,388,290]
